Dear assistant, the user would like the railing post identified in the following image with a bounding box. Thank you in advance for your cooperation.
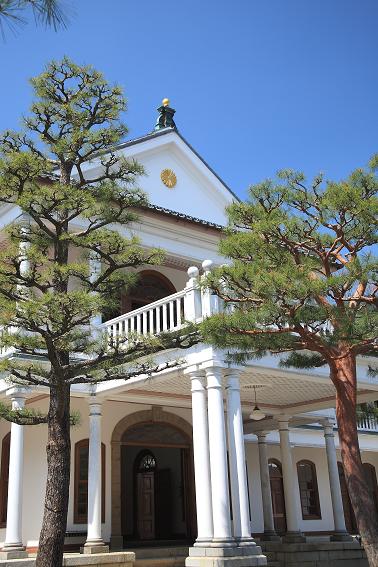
[184,266,202,322]
[201,259,222,317]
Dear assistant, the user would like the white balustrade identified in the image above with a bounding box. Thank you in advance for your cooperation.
[101,289,187,345]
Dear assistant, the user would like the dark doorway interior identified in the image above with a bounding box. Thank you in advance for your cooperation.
[120,423,195,546]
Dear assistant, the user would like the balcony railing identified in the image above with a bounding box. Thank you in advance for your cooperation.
[101,289,187,342]
[357,415,378,432]
[100,264,214,345]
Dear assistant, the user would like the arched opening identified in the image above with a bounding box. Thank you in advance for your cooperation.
[104,270,176,322]
[111,409,196,548]
[337,461,358,534]
[297,460,321,519]
[268,458,286,534]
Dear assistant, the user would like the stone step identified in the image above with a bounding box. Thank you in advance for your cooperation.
[133,546,188,567]
[135,560,184,567]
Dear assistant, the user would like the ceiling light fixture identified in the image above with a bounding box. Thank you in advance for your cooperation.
[249,385,266,421]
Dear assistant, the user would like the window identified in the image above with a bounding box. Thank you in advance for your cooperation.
[74,439,105,524]
[137,451,157,472]
[103,270,176,322]
[0,433,10,527]
[297,460,321,519]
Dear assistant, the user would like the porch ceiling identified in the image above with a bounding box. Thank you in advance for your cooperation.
[102,363,378,416]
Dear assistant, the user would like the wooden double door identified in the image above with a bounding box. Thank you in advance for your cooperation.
[137,468,173,540]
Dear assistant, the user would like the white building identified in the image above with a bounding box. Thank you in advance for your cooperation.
[0,102,375,566]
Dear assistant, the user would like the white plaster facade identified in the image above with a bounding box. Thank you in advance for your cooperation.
[0,121,376,564]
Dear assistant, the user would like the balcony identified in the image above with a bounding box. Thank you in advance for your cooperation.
[100,265,213,343]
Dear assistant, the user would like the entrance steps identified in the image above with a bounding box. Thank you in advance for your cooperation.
[132,546,277,567]
[133,546,188,567]
[260,540,368,567]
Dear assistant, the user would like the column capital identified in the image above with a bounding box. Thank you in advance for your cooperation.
[256,431,269,442]
[205,366,224,389]
[5,388,29,402]
[225,373,240,391]
[276,415,291,429]
[322,418,336,435]
[87,395,104,415]
[190,376,206,392]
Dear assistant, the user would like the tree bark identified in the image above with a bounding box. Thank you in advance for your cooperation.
[35,380,71,567]
[333,353,378,567]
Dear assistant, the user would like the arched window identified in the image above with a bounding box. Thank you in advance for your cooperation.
[137,450,157,472]
[268,459,287,534]
[74,439,105,524]
[0,433,10,527]
[103,270,176,322]
[297,460,321,519]
[363,463,378,514]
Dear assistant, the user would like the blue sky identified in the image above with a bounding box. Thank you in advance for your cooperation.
[0,0,377,199]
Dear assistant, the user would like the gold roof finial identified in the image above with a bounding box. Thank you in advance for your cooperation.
[162,98,170,107]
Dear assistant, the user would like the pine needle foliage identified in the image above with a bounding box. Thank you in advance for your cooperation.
[0,58,197,567]
[0,0,67,35]
[201,161,378,564]
[202,164,377,364]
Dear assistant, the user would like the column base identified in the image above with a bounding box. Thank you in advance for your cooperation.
[208,538,237,547]
[81,541,109,554]
[0,547,27,560]
[331,531,354,542]
[260,531,281,541]
[282,532,306,543]
[186,544,267,566]
[194,537,215,547]
[236,536,259,546]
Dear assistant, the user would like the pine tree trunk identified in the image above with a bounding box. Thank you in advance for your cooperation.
[35,380,71,567]
[333,353,378,567]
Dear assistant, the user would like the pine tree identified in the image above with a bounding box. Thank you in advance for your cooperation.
[201,164,378,565]
[0,0,66,34]
[0,58,196,567]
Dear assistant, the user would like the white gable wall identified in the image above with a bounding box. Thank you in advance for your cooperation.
[79,130,235,226]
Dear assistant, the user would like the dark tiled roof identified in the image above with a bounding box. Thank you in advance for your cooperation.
[141,204,224,230]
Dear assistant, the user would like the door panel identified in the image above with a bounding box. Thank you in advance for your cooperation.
[137,472,155,539]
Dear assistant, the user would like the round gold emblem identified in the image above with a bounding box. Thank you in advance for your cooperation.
[160,168,177,189]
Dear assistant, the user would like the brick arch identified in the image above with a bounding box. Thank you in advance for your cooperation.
[110,407,193,547]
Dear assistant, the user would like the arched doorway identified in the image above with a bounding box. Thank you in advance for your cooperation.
[111,409,196,548]
[104,271,176,321]
[337,462,357,534]
[268,458,287,534]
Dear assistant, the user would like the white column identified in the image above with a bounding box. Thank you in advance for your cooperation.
[190,373,213,544]
[256,432,279,540]
[3,391,26,553]
[226,373,254,543]
[206,366,235,545]
[277,416,305,542]
[323,419,351,541]
[84,397,108,553]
